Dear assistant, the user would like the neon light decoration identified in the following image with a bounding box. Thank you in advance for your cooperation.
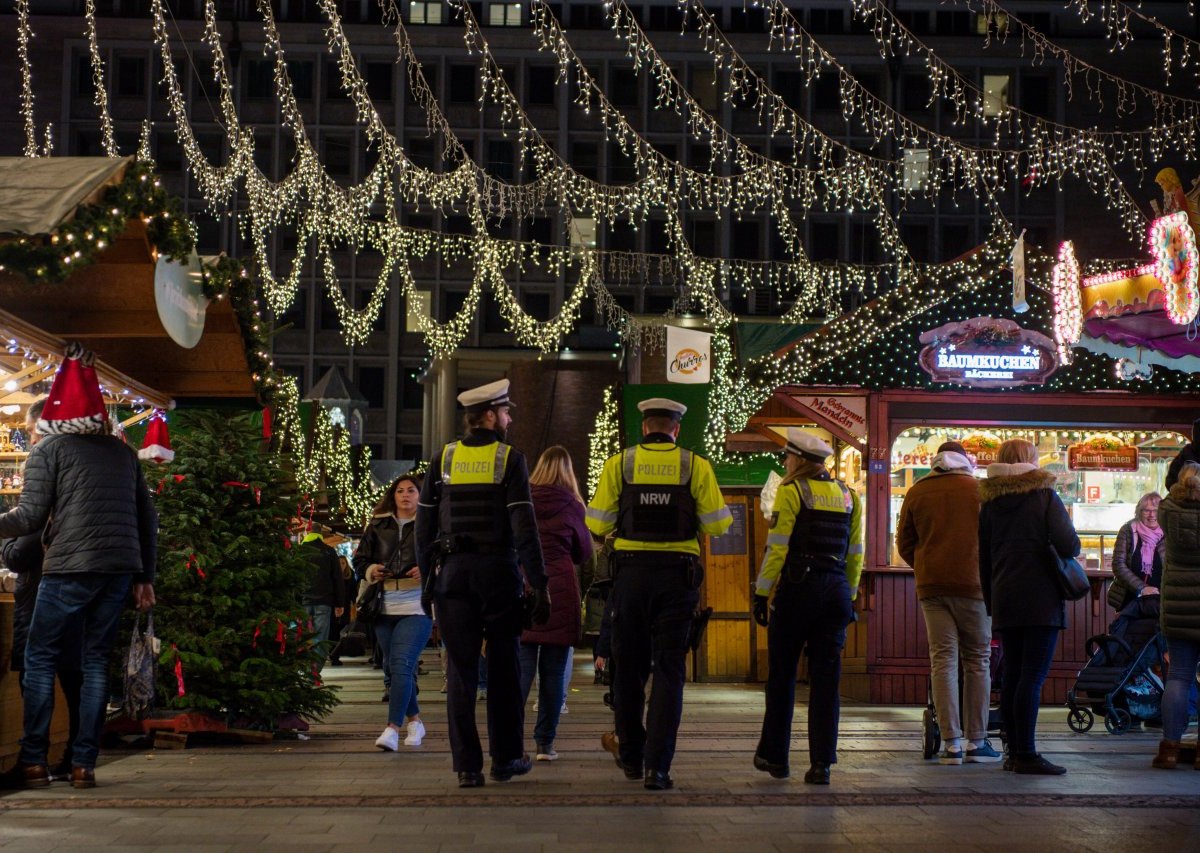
[1149,211,1200,325]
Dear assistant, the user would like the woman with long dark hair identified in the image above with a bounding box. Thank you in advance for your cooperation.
[354,474,432,752]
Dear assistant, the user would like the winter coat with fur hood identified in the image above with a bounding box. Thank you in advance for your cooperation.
[896,450,982,600]
[1156,480,1200,642]
[978,464,1080,630]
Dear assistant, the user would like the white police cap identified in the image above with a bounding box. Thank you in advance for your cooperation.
[637,397,688,420]
[457,378,514,413]
[784,428,833,462]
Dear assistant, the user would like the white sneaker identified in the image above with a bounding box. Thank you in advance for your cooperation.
[560,702,568,715]
[535,745,558,761]
[375,727,399,752]
[404,719,426,747]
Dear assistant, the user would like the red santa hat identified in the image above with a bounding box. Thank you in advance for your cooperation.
[139,410,174,463]
[37,342,108,436]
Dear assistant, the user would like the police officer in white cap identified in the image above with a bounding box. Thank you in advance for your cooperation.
[415,378,549,788]
[586,397,732,790]
[752,428,863,785]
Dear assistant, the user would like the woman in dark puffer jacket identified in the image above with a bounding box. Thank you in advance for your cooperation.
[519,446,594,762]
[979,439,1080,776]
[1151,461,1200,770]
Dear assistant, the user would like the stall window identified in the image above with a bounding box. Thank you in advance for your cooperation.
[887,426,1186,570]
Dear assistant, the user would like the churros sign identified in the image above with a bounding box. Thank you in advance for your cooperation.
[665,326,712,384]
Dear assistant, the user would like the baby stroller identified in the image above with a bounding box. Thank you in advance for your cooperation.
[922,640,1005,759]
[1066,604,1165,735]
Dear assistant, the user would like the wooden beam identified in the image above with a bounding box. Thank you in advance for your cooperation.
[15,310,167,339]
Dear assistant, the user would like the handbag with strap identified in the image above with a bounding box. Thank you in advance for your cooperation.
[355,535,402,624]
[1044,494,1090,601]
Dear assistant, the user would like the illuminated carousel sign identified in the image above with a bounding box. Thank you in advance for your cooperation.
[918,317,1060,388]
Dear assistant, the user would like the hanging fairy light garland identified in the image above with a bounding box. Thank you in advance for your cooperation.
[1062,0,1200,84]
[83,0,119,157]
[16,0,37,158]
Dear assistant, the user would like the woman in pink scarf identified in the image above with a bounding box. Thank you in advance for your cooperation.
[1109,492,1165,611]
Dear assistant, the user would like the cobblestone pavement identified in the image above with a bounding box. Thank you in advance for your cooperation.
[2,651,1198,851]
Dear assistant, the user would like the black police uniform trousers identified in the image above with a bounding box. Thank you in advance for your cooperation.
[610,552,700,774]
[757,569,854,768]
[434,555,525,773]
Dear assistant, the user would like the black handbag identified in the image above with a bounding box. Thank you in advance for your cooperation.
[1044,496,1090,601]
[355,543,400,624]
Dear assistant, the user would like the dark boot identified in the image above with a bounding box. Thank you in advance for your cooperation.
[1152,740,1181,770]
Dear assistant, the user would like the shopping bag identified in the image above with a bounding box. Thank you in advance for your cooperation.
[122,611,160,720]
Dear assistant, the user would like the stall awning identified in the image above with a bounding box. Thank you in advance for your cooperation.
[0,158,254,401]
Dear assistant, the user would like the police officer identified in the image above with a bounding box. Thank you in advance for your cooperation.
[752,429,863,785]
[415,378,550,788]
[586,398,732,790]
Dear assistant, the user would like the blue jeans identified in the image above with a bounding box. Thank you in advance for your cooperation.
[21,573,132,769]
[518,643,570,748]
[374,614,432,727]
[305,604,332,673]
[997,626,1059,756]
[1163,636,1200,742]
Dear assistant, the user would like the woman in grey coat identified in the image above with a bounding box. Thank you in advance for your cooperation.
[1151,462,1200,770]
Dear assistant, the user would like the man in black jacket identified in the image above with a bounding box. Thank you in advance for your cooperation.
[300,530,347,672]
[3,398,83,781]
[1165,417,1200,490]
[0,346,157,789]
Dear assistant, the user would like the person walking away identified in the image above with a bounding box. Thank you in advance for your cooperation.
[896,441,1000,765]
[0,345,156,789]
[328,555,357,665]
[586,397,732,790]
[2,397,84,781]
[519,445,594,762]
[299,528,347,673]
[978,439,1079,776]
[415,379,549,788]
[752,430,863,784]
[1150,462,1200,769]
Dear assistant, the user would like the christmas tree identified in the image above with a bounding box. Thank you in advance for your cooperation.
[147,410,339,726]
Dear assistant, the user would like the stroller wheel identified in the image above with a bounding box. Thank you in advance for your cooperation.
[922,707,940,760]
[1104,707,1133,735]
[1067,707,1094,733]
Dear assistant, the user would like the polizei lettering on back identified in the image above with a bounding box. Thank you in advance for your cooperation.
[453,461,492,474]
[636,463,678,477]
[640,492,672,505]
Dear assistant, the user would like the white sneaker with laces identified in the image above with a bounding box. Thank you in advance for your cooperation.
[375,726,400,752]
[404,719,426,747]
[535,745,558,762]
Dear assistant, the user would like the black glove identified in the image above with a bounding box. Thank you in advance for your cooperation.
[752,594,770,628]
[531,586,551,626]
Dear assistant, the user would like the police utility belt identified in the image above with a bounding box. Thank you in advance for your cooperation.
[782,562,846,584]
[611,550,701,586]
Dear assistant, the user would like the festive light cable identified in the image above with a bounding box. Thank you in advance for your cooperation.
[587,385,621,500]
[1051,240,1083,364]
[16,0,37,158]
[83,0,118,157]
[1063,0,1200,83]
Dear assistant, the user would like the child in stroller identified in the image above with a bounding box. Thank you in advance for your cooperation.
[922,640,1005,759]
[1066,598,1165,734]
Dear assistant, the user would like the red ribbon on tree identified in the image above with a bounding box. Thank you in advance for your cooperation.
[185,553,205,580]
[252,622,261,649]
[171,644,186,697]
[156,474,186,495]
[222,481,262,504]
[262,405,273,440]
[276,620,286,655]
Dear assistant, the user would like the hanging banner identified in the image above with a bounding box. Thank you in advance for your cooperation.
[1011,230,1028,313]
[665,326,712,384]
[787,394,868,443]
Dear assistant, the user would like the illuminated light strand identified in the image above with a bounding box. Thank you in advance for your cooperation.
[1062,0,1200,84]
[16,0,37,158]
[587,385,621,501]
[1051,241,1083,364]
[1149,211,1200,325]
[1082,263,1157,288]
[83,0,118,157]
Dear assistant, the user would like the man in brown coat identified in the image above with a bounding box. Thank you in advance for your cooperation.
[897,441,1000,765]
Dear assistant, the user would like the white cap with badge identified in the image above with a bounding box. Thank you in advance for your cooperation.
[784,428,833,462]
[457,378,515,413]
[637,397,688,421]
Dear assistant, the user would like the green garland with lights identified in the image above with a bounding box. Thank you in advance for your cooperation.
[0,162,192,282]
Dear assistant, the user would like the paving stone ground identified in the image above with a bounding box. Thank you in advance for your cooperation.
[2,650,1198,851]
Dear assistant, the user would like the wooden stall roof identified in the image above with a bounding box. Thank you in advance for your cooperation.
[0,158,254,401]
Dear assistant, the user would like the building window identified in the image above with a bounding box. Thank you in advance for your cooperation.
[901,222,931,263]
[286,60,314,100]
[245,60,274,100]
[74,54,97,97]
[356,366,386,409]
[647,5,682,30]
[732,220,760,260]
[409,0,442,24]
[570,3,604,28]
[808,8,841,34]
[1022,74,1052,118]
[571,141,598,180]
[365,62,393,101]
[525,216,553,245]
[408,137,436,169]
[936,10,972,35]
[527,66,556,105]
[690,220,717,258]
[983,74,1010,117]
[902,148,930,192]
[609,67,639,108]
[902,74,931,113]
[689,67,717,112]
[809,221,840,262]
[488,2,520,26]
[115,56,146,98]
[449,64,477,103]
[322,136,354,179]
[487,140,514,181]
[975,12,1008,36]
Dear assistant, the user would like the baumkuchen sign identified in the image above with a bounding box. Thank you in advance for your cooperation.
[918,317,1059,388]
[1067,435,1140,472]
